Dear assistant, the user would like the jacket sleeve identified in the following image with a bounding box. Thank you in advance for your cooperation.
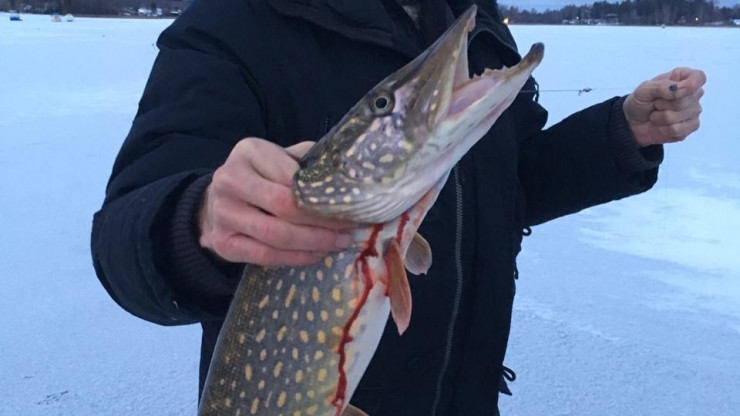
[91,15,265,325]
[516,82,663,226]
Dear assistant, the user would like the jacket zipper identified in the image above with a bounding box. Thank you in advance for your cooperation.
[431,165,464,416]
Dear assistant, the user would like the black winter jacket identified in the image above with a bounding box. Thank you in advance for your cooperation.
[91,0,663,414]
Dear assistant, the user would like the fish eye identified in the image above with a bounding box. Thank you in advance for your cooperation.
[371,93,394,116]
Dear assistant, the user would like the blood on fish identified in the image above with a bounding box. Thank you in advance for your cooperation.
[332,224,383,415]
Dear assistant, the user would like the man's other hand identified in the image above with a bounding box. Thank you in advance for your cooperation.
[624,67,706,147]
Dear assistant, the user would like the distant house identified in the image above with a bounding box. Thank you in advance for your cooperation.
[604,13,619,25]
[733,19,740,26]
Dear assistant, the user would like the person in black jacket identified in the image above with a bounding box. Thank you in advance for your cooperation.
[90,0,705,414]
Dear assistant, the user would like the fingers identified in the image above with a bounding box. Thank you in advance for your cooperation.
[655,86,704,112]
[650,101,702,125]
[657,118,701,143]
[234,138,299,186]
[203,232,328,267]
[214,198,354,252]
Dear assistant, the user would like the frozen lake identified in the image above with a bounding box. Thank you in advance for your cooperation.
[1,12,738,416]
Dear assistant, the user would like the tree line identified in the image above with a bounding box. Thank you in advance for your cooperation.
[500,0,740,25]
[1,0,185,15]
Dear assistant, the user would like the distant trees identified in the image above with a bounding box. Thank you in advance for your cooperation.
[499,0,740,25]
[0,0,186,15]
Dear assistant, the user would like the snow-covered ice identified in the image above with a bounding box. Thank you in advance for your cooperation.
[0,12,738,416]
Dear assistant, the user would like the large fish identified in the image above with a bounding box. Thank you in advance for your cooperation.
[199,5,543,416]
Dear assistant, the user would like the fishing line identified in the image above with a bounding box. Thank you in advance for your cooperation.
[520,84,679,96]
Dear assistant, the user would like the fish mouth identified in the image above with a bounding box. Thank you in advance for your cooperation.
[396,5,544,144]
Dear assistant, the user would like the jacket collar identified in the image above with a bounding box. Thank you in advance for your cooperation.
[267,0,520,61]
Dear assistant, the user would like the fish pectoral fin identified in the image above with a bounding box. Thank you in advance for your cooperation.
[385,239,412,335]
[405,232,432,275]
[343,404,370,416]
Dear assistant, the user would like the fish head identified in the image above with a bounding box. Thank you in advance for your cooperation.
[295,5,544,223]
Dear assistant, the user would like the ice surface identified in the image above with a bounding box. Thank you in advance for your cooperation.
[0,12,738,416]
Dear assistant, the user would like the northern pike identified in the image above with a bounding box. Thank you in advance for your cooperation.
[199,5,543,416]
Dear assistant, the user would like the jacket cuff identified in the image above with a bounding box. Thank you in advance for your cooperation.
[167,173,243,317]
[608,96,664,176]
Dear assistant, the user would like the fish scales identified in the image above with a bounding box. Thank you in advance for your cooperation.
[200,240,386,416]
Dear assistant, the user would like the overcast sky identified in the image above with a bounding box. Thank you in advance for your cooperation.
[501,0,739,11]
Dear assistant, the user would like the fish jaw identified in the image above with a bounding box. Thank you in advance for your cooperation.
[294,7,543,225]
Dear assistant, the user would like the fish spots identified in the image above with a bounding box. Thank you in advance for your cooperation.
[258,295,270,309]
[306,310,315,321]
[314,350,325,361]
[292,311,299,321]
[272,310,279,320]
[308,197,319,204]
[277,391,287,408]
[245,365,253,381]
[299,271,306,281]
[299,330,309,343]
[238,333,247,344]
[320,310,329,321]
[250,398,260,415]
[379,154,394,163]
[325,187,335,194]
[260,349,267,361]
[285,284,296,307]
[295,392,302,402]
[317,330,326,344]
[332,326,343,336]
[343,195,352,203]
[312,287,320,303]
[240,391,247,398]
[316,270,324,281]
[276,326,288,342]
[295,369,304,383]
[335,308,345,317]
[361,162,376,170]
[332,288,342,302]
[255,329,266,342]
[224,398,232,408]
[307,406,319,415]
[258,380,265,390]
[273,361,283,378]
[317,368,328,382]
[292,348,299,360]
[399,140,414,152]
[276,279,283,291]
[307,390,316,399]
[219,378,226,386]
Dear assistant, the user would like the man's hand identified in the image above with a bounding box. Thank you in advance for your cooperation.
[198,138,355,267]
[623,67,706,147]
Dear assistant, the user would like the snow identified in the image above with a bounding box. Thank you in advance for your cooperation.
[0,13,737,416]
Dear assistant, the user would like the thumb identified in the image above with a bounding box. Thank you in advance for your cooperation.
[286,141,316,161]
[632,78,681,104]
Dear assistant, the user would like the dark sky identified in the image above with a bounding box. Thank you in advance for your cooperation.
[501,0,738,11]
